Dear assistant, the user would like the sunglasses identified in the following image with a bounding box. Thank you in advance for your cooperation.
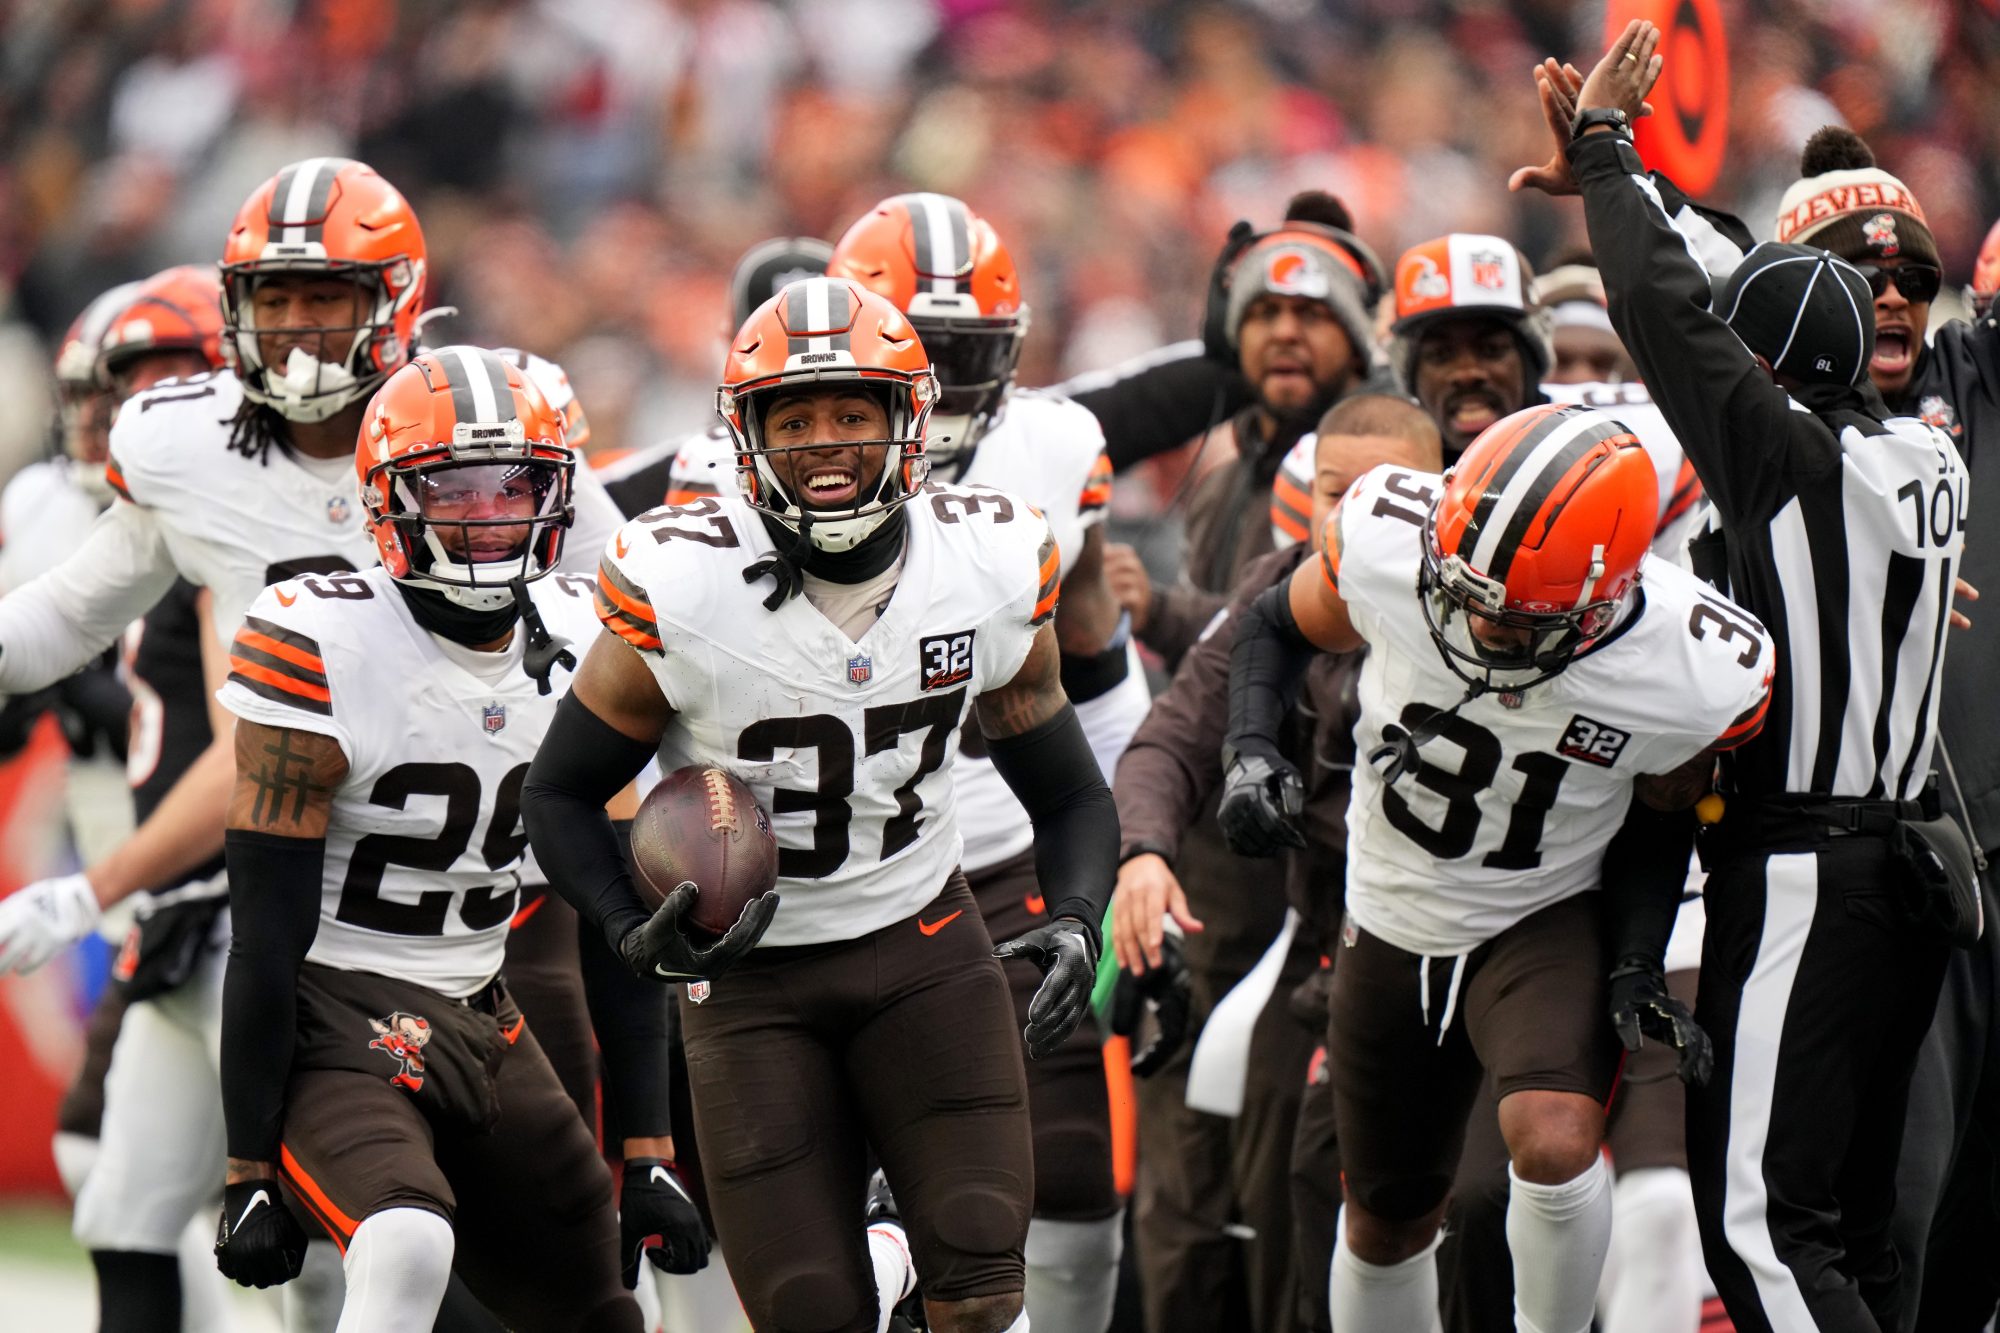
[1853,262,1942,304]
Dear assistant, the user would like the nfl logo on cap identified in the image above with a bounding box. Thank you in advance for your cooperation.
[482,703,506,734]
[848,653,872,685]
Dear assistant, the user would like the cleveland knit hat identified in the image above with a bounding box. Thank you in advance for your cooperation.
[1773,127,1939,271]
[1715,242,1875,388]
[1225,230,1376,363]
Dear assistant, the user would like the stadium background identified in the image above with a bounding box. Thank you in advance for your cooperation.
[0,0,1993,1324]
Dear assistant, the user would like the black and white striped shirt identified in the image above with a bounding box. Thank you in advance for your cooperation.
[1574,133,1966,802]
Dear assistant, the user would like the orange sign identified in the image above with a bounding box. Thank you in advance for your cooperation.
[1607,0,1729,196]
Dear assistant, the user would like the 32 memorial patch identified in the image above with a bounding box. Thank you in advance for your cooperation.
[920,631,975,690]
[1558,715,1630,767]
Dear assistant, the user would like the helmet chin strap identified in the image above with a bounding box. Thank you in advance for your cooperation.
[510,576,575,695]
[1368,682,1487,786]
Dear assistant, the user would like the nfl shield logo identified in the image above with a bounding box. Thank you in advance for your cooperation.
[327,495,351,525]
[687,980,711,1004]
[848,654,872,685]
[1470,251,1506,290]
[482,703,507,734]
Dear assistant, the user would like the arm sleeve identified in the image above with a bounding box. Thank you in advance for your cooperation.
[1570,133,1837,526]
[1599,795,1698,969]
[576,818,673,1142]
[0,501,177,691]
[522,691,660,952]
[1225,581,1317,762]
[985,704,1120,951]
[220,830,324,1161]
[1059,344,1250,473]
[1111,558,1300,861]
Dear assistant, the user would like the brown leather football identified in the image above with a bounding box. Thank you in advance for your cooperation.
[629,766,779,936]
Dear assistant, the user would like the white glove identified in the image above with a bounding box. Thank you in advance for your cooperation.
[0,873,101,974]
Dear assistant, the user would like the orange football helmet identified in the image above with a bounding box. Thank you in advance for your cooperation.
[358,346,573,611]
[826,193,1023,474]
[1422,404,1656,692]
[98,264,225,393]
[222,157,427,423]
[1971,217,2000,321]
[718,276,937,553]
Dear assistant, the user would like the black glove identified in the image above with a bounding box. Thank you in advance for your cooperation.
[214,1177,308,1289]
[995,918,1097,1060]
[1608,959,1712,1087]
[619,1157,709,1283]
[1109,931,1191,1078]
[1200,219,1259,363]
[1218,748,1307,857]
[618,883,778,983]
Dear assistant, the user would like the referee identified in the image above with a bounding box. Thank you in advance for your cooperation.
[1518,23,1971,1332]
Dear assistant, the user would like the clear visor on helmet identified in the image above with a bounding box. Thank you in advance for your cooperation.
[410,461,562,560]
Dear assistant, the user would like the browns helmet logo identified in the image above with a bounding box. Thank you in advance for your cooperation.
[368,1012,432,1092]
[1265,248,1331,300]
[1862,212,1901,257]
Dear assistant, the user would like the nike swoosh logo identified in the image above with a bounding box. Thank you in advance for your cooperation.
[649,1164,694,1203]
[502,1017,525,1044]
[510,894,546,931]
[614,531,631,558]
[917,910,962,937]
[233,1189,271,1231]
[1025,893,1045,915]
[274,587,297,607]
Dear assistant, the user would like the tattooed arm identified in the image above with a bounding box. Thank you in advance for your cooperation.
[220,721,348,1181]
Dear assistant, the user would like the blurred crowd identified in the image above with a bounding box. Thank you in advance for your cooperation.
[0,0,1995,478]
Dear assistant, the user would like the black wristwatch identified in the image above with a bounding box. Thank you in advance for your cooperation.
[1570,107,1632,141]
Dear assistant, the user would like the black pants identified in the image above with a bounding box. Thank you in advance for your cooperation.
[1889,866,2000,1332]
[1689,835,1949,1333]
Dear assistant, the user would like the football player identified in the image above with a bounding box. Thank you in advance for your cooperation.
[821,192,1144,1332]
[523,277,1119,1333]
[0,159,626,1330]
[1220,404,1774,1333]
[210,347,675,1331]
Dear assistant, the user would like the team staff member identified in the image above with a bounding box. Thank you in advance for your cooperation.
[1770,127,2000,1331]
[1521,25,1970,1330]
[1111,394,1440,1333]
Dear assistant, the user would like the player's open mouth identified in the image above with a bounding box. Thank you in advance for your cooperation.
[1872,327,1912,377]
[803,468,859,506]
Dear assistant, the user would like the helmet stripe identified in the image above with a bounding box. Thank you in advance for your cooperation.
[1463,411,1602,576]
[805,277,832,355]
[272,157,340,246]
[439,346,517,425]
[1454,410,1565,560]
[911,194,968,296]
[1480,420,1632,585]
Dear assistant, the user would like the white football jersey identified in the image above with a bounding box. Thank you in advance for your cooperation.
[949,389,1141,872]
[1331,464,1773,956]
[217,566,604,996]
[596,484,1054,945]
[105,366,618,642]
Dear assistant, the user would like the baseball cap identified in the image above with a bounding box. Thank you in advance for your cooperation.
[1714,242,1874,388]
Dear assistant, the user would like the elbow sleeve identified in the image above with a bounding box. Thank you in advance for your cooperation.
[1225,582,1314,759]
[523,692,659,952]
[985,704,1120,949]
[220,830,324,1161]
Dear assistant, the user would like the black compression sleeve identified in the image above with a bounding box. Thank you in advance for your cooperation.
[576,818,673,1141]
[1225,582,1316,761]
[220,830,324,1162]
[1601,795,1697,969]
[1059,641,1132,703]
[984,704,1120,951]
[523,691,659,953]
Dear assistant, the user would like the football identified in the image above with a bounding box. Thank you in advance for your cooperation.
[629,765,780,937]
